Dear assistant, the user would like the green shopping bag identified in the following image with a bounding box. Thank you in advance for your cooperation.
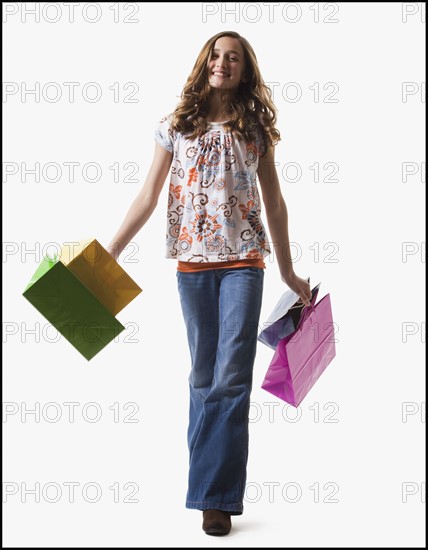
[23,254,125,361]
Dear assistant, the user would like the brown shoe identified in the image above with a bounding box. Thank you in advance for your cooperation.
[202,509,232,536]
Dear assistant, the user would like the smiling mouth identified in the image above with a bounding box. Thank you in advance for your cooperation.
[212,72,230,77]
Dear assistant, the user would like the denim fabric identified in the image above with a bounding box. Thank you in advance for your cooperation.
[176,266,264,515]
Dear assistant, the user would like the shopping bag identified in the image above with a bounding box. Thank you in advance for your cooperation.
[61,239,142,316]
[257,280,320,350]
[22,239,142,361]
[260,287,336,407]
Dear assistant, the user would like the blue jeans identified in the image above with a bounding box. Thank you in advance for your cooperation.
[176,266,265,515]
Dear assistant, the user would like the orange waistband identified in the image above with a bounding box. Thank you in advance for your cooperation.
[177,258,266,272]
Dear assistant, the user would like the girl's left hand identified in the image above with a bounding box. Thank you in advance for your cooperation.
[281,272,312,306]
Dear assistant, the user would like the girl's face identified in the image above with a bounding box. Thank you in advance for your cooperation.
[207,36,246,91]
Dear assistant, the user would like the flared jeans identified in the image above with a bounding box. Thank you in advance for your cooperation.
[176,266,264,515]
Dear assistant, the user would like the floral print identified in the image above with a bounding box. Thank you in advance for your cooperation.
[155,114,272,263]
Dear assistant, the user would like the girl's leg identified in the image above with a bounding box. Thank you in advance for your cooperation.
[179,267,264,515]
[176,269,220,474]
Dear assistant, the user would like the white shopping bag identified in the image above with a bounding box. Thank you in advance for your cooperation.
[257,279,320,350]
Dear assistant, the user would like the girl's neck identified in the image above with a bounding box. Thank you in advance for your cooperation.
[206,90,234,122]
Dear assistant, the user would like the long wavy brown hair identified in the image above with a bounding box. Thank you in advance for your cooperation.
[170,31,280,155]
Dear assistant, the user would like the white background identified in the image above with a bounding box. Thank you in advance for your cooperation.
[3,2,425,547]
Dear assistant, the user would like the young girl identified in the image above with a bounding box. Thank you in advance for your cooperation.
[108,31,311,536]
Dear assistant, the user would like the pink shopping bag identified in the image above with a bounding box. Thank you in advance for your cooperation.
[261,293,336,407]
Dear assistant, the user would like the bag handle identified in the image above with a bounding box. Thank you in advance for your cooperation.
[292,299,316,314]
[306,301,316,314]
[295,300,316,331]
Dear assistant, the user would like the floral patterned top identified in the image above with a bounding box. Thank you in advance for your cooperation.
[154,114,272,263]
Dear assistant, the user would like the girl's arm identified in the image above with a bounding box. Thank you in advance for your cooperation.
[257,146,312,305]
[107,143,173,260]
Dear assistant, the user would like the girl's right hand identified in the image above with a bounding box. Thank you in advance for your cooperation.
[106,243,120,261]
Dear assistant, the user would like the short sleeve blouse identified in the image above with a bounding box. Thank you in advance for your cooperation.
[154,114,271,263]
